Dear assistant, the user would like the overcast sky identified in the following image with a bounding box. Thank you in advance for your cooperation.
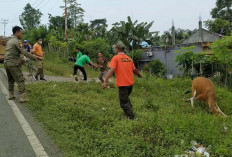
[0,0,216,37]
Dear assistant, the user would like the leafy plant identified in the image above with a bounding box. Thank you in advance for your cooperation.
[127,50,143,68]
[149,59,166,77]
[175,46,196,76]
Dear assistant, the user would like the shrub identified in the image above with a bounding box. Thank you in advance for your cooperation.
[149,59,166,77]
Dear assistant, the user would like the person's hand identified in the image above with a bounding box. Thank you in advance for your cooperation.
[37,56,44,61]
[137,74,142,78]
[98,65,103,68]
[102,82,107,89]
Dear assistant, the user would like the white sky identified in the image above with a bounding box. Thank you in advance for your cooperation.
[0,0,216,37]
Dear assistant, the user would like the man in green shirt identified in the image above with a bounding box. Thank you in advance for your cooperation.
[75,48,82,60]
[73,52,97,81]
[4,26,43,103]
[73,47,83,79]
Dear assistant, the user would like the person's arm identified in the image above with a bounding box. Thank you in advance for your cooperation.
[17,42,43,61]
[102,68,115,89]
[89,61,98,68]
[96,60,102,68]
[133,69,142,78]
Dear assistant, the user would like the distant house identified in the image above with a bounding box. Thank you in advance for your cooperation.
[139,20,224,76]
[182,21,224,44]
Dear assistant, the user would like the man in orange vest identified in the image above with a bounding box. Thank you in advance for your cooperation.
[32,38,46,81]
[102,43,142,120]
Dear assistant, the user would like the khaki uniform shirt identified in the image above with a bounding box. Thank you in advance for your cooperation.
[4,36,37,66]
[97,57,108,72]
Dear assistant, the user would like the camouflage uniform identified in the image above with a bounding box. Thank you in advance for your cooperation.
[4,36,37,96]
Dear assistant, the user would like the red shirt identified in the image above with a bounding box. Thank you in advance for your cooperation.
[109,53,136,87]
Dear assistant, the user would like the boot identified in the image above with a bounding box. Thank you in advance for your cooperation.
[8,92,15,100]
[74,75,78,81]
[19,93,29,103]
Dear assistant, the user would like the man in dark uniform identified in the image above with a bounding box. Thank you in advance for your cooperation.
[97,53,108,84]
[4,26,43,103]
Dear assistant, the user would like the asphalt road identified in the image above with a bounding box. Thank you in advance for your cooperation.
[0,68,64,157]
[0,85,36,157]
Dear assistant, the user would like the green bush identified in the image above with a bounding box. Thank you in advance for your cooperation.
[149,59,166,77]
[70,38,112,61]
[127,50,143,68]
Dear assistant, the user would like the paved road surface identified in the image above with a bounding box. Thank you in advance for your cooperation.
[0,68,64,157]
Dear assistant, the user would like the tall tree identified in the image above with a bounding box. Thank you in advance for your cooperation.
[204,0,232,35]
[19,3,43,30]
[48,14,73,30]
[60,0,85,28]
[211,0,232,20]
[90,19,108,38]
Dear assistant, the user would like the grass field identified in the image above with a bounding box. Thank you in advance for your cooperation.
[26,77,232,157]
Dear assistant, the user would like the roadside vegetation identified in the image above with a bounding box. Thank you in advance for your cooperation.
[26,77,232,156]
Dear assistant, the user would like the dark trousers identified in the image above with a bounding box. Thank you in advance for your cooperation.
[118,85,135,119]
[73,65,87,80]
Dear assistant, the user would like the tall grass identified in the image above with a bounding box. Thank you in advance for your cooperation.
[26,77,232,156]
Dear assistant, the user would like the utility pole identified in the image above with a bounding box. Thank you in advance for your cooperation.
[1,19,8,37]
[65,0,68,41]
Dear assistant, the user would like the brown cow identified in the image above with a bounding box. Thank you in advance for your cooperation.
[187,77,227,117]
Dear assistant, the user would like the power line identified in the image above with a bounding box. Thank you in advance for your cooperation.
[44,0,61,13]
[1,19,8,37]
[9,0,45,23]
[33,0,51,10]
[7,0,42,22]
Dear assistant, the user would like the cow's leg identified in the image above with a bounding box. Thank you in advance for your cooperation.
[190,90,197,107]
[186,90,197,107]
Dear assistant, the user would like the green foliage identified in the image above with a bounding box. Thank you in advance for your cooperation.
[47,35,67,55]
[26,78,232,156]
[111,16,158,50]
[90,19,108,39]
[205,0,232,35]
[72,38,112,60]
[19,3,43,30]
[204,18,232,35]
[159,29,196,46]
[175,46,196,75]
[127,50,143,68]
[60,0,85,28]
[211,0,232,21]
[211,36,232,65]
[149,59,166,76]
[48,14,73,31]
[210,36,232,86]
[23,25,48,45]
